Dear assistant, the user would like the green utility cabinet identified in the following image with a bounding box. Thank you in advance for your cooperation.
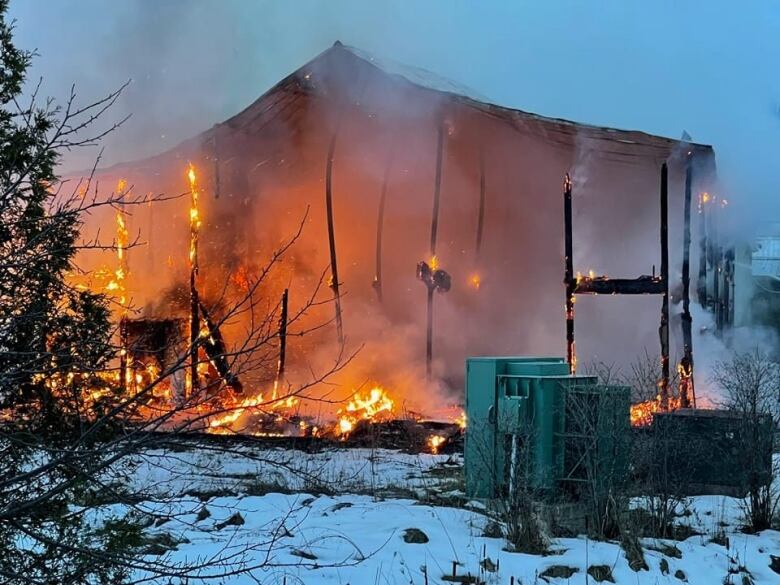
[464,356,630,500]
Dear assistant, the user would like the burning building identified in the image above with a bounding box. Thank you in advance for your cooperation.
[78,42,717,429]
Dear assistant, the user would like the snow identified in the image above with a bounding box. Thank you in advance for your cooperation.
[96,445,780,584]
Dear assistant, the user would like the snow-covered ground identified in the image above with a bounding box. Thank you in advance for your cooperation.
[98,445,780,584]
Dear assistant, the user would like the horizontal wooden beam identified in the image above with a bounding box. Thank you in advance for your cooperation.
[572,276,664,295]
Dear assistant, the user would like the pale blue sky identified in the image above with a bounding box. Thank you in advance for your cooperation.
[9,1,780,220]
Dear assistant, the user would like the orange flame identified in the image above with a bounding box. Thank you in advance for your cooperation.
[337,385,394,436]
[428,434,446,454]
[107,179,130,306]
[207,391,299,434]
[630,394,682,427]
[187,163,201,268]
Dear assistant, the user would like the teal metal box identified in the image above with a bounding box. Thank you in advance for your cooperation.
[464,356,630,499]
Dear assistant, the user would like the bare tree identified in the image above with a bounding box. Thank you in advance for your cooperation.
[712,349,779,531]
[0,6,360,581]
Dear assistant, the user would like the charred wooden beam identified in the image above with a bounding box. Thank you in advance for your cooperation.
[189,269,199,397]
[325,129,344,345]
[563,174,576,373]
[421,116,447,379]
[573,276,664,295]
[697,191,708,305]
[680,153,695,408]
[276,288,289,390]
[198,299,242,393]
[119,316,128,394]
[659,162,670,407]
[373,141,396,302]
[429,118,445,257]
[188,165,200,398]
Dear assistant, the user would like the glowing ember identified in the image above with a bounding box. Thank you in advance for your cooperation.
[469,273,481,289]
[428,434,446,453]
[337,385,395,436]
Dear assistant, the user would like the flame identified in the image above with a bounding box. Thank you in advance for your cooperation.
[207,391,300,434]
[469,273,481,289]
[429,255,439,271]
[337,385,395,436]
[630,394,682,427]
[454,410,467,429]
[106,179,130,306]
[187,162,201,267]
[428,434,446,454]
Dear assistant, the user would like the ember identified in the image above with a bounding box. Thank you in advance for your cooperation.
[428,434,445,453]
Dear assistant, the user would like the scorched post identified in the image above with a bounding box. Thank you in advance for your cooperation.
[680,153,695,407]
[325,129,344,346]
[563,174,575,374]
[659,162,670,407]
[187,163,201,398]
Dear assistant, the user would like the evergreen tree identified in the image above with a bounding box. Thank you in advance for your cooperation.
[0,3,134,582]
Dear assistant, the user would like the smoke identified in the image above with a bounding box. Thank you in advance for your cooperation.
[10,0,780,413]
[10,1,780,222]
[690,303,778,407]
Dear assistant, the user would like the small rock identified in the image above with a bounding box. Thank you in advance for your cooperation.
[480,557,497,573]
[587,565,615,583]
[540,565,578,579]
[674,569,687,581]
[482,521,503,538]
[196,506,211,522]
[291,548,318,560]
[660,559,669,575]
[215,512,245,530]
[402,528,429,544]
[770,555,780,575]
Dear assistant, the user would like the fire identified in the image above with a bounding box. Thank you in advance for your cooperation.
[469,273,481,289]
[428,434,446,454]
[454,410,466,429]
[187,162,201,266]
[105,179,130,305]
[630,394,682,427]
[207,391,300,434]
[337,385,395,436]
[429,255,439,271]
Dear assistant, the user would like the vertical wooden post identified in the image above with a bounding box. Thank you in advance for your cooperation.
[697,192,708,305]
[430,119,445,257]
[325,129,344,345]
[680,154,695,408]
[275,288,289,395]
[425,116,446,379]
[659,163,670,407]
[373,141,396,302]
[188,164,201,398]
[563,174,576,374]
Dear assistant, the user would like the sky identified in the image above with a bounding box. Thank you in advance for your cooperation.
[8,0,780,223]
